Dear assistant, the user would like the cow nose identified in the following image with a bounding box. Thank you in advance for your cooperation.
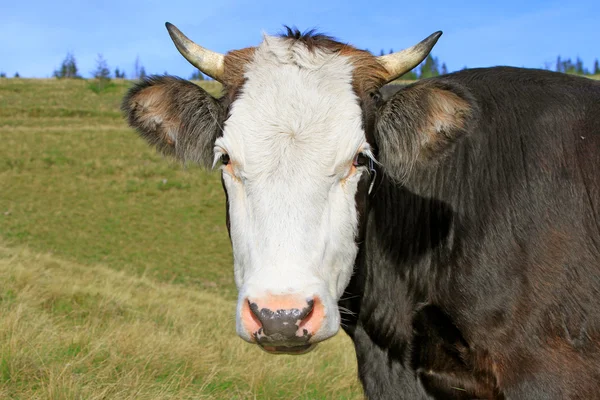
[242,296,323,346]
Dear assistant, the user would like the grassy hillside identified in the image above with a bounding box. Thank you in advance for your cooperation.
[1,78,234,297]
[0,78,362,399]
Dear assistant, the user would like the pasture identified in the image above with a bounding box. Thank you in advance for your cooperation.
[0,78,362,399]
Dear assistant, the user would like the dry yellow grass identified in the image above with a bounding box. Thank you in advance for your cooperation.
[0,243,362,399]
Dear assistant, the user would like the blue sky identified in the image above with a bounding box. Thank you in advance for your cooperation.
[1,0,598,78]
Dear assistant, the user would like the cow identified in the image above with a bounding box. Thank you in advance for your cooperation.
[122,23,600,399]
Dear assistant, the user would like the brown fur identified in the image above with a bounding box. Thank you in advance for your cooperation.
[126,85,180,150]
[340,47,388,96]
[219,31,388,106]
[222,47,257,103]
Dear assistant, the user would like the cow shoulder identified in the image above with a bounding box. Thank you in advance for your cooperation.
[122,76,223,167]
[375,78,477,182]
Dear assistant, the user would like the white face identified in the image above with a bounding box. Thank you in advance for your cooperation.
[214,36,372,346]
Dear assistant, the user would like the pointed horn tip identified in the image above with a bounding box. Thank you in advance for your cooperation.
[429,31,443,44]
[165,22,183,39]
[165,22,191,45]
[421,31,443,47]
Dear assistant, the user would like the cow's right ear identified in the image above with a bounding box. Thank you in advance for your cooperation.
[122,76,223,168]
[375,80,477,182]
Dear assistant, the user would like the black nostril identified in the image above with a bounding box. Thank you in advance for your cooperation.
[248,300,314,342]
[298,299,314,321]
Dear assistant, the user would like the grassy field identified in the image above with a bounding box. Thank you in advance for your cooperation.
[0,78,362,399]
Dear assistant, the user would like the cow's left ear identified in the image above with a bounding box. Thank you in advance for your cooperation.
[375,80,477,182]
[122,75,223,168]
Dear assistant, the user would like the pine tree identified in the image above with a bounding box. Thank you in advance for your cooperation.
[594,59,599,75]
[0,72,6,78]
[14,72,20,78]
[400,70,418,80]
[441,63,448,75]
[563,58,575,74]
[556,56,563,73]
[190,70,205,80]
[139,66,147,80]
[93,54,111,80]
[133,56,142,79]
[89,54,112,93]
[419,54,440,79]
[53,52,80,78]
[575,57,584,75]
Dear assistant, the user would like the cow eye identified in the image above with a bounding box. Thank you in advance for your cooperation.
[220,153,230,165]
[353,153,369,167]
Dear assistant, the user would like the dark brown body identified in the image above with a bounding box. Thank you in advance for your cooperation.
[341,67,600,399]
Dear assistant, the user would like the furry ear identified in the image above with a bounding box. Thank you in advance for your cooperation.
[375,80,476,182]
[122,76,223,168]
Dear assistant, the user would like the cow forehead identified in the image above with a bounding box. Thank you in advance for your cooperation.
[218,35,368,176]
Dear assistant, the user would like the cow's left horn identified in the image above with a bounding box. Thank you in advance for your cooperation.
[165,22,225,82]
[378,31,443,83]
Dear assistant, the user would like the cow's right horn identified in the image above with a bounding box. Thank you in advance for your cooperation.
[378,31,443,83]
[165,22,225,82]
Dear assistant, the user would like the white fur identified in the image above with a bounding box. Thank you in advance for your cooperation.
[215,35,368,344]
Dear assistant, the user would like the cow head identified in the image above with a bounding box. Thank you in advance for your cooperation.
[123,23,470,354]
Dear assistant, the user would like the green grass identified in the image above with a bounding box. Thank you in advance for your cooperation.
[0,78,363,399]
[0,78,235,297]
